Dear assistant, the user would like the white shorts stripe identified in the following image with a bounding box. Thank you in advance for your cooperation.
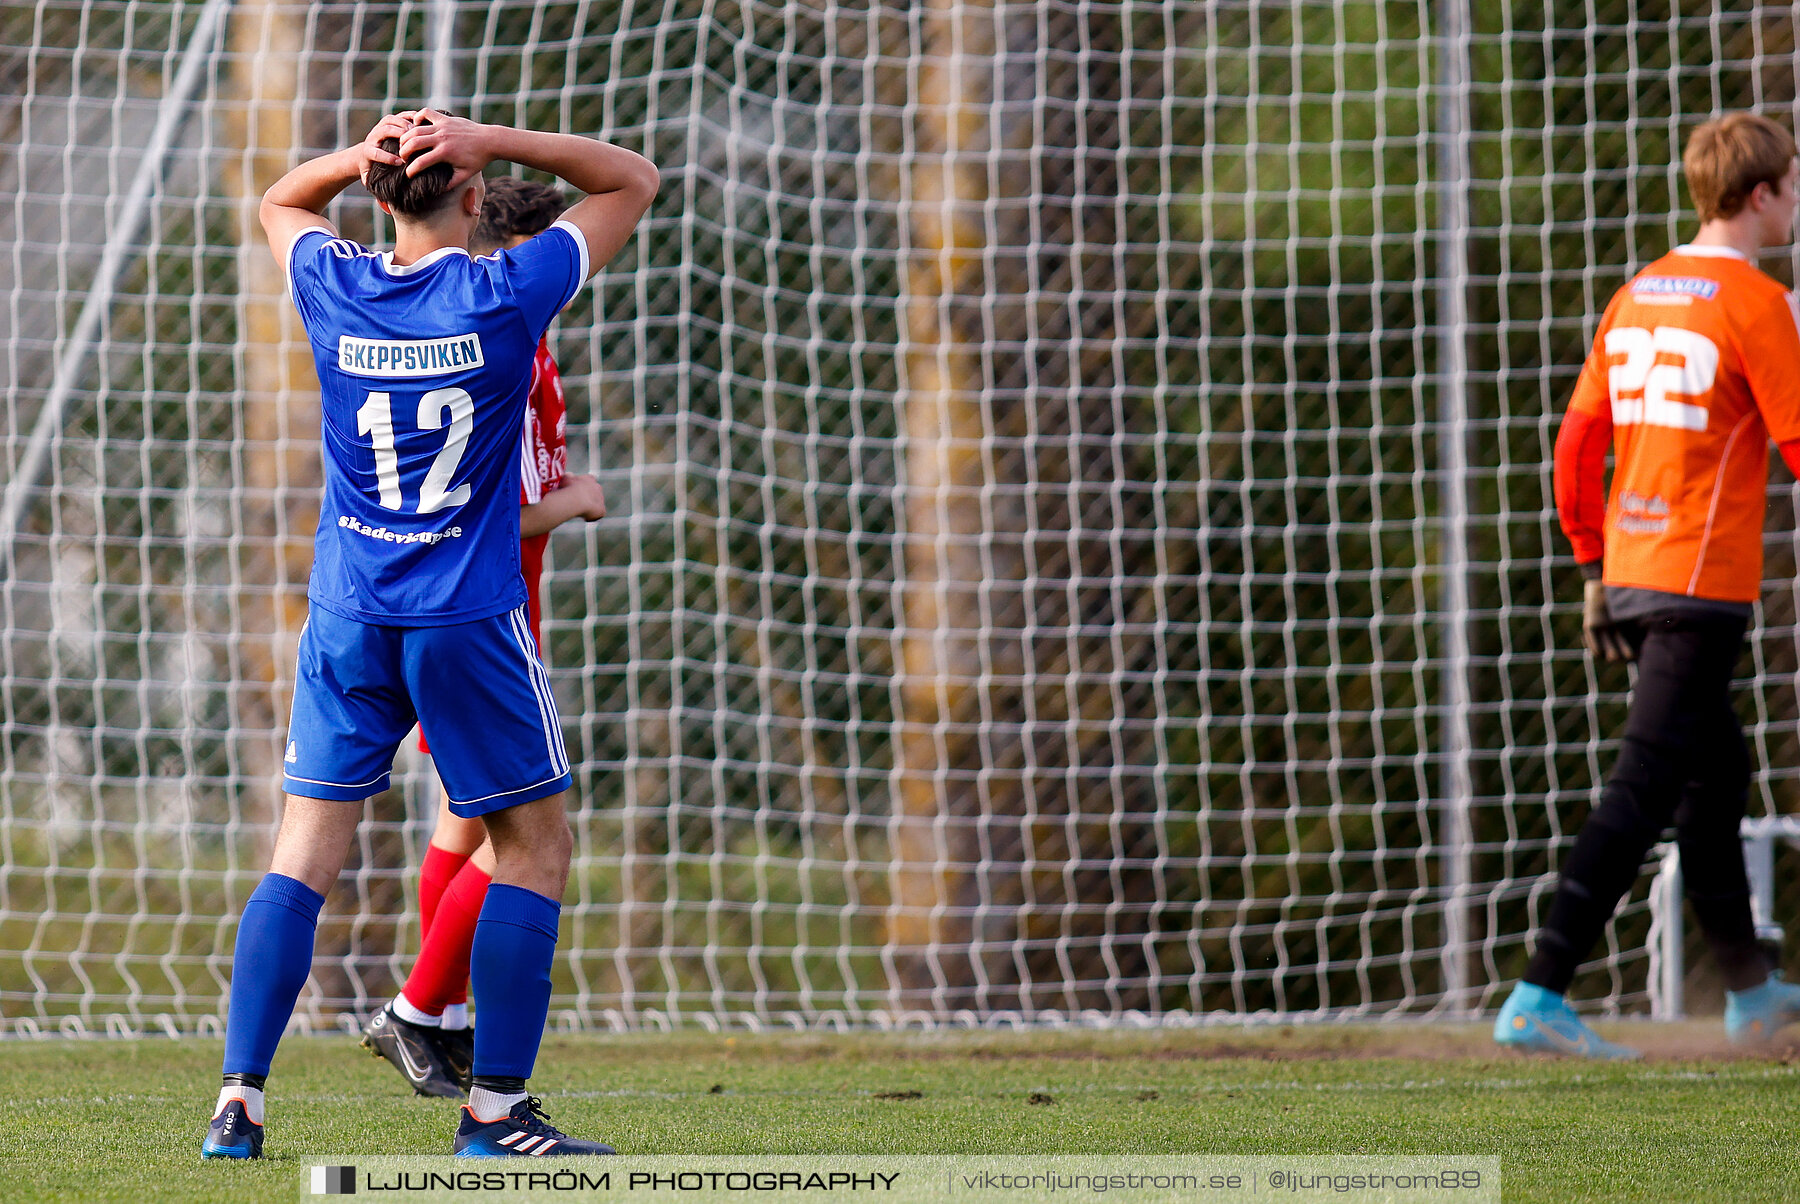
[449,770,572,808]
[509,605,563,776]
[282,770,391,791]
[522,605,568,777]
[507,605,567,777]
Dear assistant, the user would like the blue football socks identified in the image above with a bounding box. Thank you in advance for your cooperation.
[221,873,326,1078]
[469,883,561,1081]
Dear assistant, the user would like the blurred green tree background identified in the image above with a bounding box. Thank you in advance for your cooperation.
[2,0,1796,1033]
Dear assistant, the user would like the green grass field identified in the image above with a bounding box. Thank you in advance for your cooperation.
[3,1024,1798,1202]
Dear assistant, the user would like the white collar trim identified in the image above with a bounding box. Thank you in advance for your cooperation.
[1672,243,1749,261]
[380,246,470,276]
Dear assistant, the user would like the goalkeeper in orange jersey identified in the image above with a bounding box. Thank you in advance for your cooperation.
[1497,113,1800,1057]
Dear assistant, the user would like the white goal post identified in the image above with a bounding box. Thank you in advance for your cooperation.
[3,1,1799,1037]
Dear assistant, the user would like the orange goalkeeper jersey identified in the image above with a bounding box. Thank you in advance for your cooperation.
[1560,245,1800,602]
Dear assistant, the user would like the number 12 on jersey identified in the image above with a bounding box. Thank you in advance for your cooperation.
[356,388,475,514]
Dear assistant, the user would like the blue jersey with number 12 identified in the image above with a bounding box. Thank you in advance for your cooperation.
[284,221,589,625]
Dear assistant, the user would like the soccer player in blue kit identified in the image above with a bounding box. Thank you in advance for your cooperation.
[201,110,656,1159]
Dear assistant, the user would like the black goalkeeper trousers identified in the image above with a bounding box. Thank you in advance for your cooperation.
[1525,612,1769,995]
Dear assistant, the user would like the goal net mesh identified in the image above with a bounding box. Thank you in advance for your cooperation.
[4,0,1799,1035]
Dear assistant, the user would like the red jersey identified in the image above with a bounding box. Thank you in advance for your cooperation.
[517,338,569,641]
[1555,246,1800,601]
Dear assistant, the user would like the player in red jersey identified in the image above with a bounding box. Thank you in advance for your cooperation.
[1497,113,1800,1057]
[360,178,607,1097]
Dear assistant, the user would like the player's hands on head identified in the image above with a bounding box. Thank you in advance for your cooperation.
[558,474,607,522]
[355,112,413,187]
[1580,579,1634,662]
[397,110,493,191]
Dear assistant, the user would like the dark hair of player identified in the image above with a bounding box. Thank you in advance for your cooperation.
[471,178,569,255]
[364,114,457,218]
[1684,113,1797,223]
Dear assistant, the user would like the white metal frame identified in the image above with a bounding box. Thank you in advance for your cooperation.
[1648,817,1797,1020]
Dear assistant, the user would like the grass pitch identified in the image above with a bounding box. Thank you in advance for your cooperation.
[2,1023,1798,1202]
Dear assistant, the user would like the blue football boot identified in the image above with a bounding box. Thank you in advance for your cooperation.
[1494,982,1640,1060]
[454,1096,616,1157]
[201,1096,264,1159]
[1725,973,1800,1044]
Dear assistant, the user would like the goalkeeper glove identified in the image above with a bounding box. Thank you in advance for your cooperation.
[1581,578,1634,662]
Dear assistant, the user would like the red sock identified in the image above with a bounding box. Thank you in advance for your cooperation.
[418,844,471,939]
[401,860,490,1015]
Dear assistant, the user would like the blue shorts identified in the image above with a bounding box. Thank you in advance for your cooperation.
[282,604,573,817]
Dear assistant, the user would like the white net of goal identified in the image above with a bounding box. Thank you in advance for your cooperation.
[4,0,1799,1036]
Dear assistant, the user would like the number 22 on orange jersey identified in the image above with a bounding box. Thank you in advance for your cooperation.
[1604,325,1720,431]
